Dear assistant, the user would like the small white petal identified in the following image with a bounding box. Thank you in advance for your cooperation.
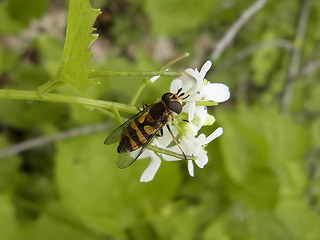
[140,152,161,182]
[188,102,196,123]
[195,150,208,168]
[204,127,223,144]
[170,79,183,93]
[150,75,160,83]
[201,83,230,102]
[197,133,207,143]
[194,106,207,130]
[185,68,199,79]
[186,123,198,136]
[199,60,212,80]
[188,160,194,177]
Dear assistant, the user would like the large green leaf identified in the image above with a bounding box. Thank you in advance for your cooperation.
[53,0,100,91]
[219,106,308,192]
[0,136,21,191]
[144,0,218,36]
[276,197,320,240]
[55,133,181,237]
[0,64,66,129]
[218,108,269,183]
[216,106,318,239]
[0,193,106,240]
[0,0,47,34]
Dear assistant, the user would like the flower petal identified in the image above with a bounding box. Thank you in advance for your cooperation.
[140,152,161,182]
[194,106,207,130]
[188,160,194,177]
[185,68,199,80]
[150,75,160,83]
[204,127,223,144]
[199,60,212,80]
[170,79,183,93]
[201,83,230,102]
[195,149,208,168]
[188,102,196,123]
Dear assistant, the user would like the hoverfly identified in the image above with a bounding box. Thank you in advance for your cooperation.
[104,88,188,169]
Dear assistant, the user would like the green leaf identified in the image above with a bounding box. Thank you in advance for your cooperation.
[35,36,64,77]
[150,205,200,240]
[43,0,101,92]
[0,136,21,191]
[0,0,48,34]
[6,0,47,23]
[0,193,18,240]
[219,106,308,194]
[218,108,269,183]
[276,197,320,240]
[0,193,106,240]
[247,210,297,240]
[203,214,231,240]
[230,167,279,209]
[145,0,218,36]
[55,133,181,237]
[251,32,282,86]
[0,64,66,129]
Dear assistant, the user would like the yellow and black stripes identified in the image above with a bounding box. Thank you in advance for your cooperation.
[117,109,160,153]
[105,88,187,169]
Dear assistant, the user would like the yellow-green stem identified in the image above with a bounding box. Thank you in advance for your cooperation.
[0,89,138,114]
[112,106,124,124]
[129,81,148,106]
[89,71,182,78]
[147,145,196,161]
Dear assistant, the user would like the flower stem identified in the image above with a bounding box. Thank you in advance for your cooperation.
[160,52,190,71]
[196,101,218,106]
[0,89,138,114]
[88,71,182,78]
[112,106,124,124]
[147,145,196,161]
[129,81,147,106]
[93,107,115,118]
[37,79,62,94]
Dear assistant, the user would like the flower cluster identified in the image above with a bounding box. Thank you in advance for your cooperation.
[140,60,230,182]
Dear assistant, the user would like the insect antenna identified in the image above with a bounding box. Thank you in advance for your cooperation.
[177,88,189,100]
[181,94,189,100]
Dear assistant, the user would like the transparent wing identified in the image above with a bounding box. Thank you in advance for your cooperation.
[117,134,157,169]
[104,107,151,145]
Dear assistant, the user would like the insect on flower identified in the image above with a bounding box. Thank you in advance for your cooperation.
[104,88,189,169]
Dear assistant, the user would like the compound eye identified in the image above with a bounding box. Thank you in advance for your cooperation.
[167,101,182,114]
[162,92,172,102]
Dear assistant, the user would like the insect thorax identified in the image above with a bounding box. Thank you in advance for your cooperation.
[149,101,171,124]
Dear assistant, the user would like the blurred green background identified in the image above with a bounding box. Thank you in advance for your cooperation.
[1,0,320,239]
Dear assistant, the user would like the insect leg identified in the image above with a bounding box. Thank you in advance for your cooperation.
[166,124,187,160]
[156,128,163,137]
[143,102,149,109]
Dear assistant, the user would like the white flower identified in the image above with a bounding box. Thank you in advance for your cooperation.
[170,60,230,133]
[140,127,223,181]
[163,127,223,177]
[138,60,229,182]
[139,126,178,182]
[139,150,161,182]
